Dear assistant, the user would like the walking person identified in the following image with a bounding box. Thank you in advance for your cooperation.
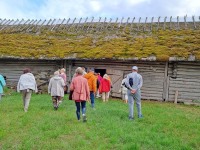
[119,76,128,103]
[59,68,67,103]
[125,66,143,120]
[48,71,65,110]
[99,74,111,102]
[17,68,38,112]
[96,73,102,98]
[84,68,97,108]
[0,74,6,101]
[70,67,90,122]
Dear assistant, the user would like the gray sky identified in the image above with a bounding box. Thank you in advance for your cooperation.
[0,0,199,20]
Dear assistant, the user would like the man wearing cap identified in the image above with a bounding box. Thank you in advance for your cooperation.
[84,68,97,108]
[125,66,143,120]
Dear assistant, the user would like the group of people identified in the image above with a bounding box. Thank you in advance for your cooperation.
[0,65,143,121]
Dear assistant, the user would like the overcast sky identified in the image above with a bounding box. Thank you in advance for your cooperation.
[0,0,200,21]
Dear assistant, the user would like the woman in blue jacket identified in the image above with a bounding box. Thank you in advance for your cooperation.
[0,74,6,101]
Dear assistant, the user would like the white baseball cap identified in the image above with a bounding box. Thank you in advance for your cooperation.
[132,66,138,70]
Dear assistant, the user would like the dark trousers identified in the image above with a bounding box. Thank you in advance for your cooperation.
[52,96,61,108]
[90,91,95,108]
[75,101,86,120]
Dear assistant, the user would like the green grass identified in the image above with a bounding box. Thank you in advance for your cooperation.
[0,93,200,150]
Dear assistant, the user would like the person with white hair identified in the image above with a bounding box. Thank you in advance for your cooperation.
[59,68,67,85]
[119,75,128,103]
[48,71,65,110]
[70,67,90,122]
[17,68,38,112]
[125,66,143,120]
[99,74,111,102]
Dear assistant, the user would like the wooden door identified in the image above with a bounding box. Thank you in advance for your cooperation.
[106,68,124,98]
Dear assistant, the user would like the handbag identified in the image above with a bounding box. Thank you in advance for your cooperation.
[64,85,68,94]
[69,90,73,100]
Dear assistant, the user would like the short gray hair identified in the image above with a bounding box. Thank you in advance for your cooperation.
[75,67,83,75]
[54,71,60,75]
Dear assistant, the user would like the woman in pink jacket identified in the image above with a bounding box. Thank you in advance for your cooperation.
[70,67,90,122]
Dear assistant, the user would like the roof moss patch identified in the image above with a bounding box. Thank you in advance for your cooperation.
[0,29,200,61]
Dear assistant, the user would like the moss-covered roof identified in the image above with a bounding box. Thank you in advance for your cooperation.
[0,28,200,61]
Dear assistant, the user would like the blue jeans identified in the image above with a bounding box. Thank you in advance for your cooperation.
[90,91,95,108]
[127,90,142,118]
[75,101,86,120]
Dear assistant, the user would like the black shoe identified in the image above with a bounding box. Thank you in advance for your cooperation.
[54,106,58,110]
[129,117,134,120]
[138,115,143,118]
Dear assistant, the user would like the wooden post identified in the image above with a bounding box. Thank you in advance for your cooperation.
[174,90,179,104]
[67,17,76,31]
[18,19,32,32]
[192,16,196,29]
[123,17,130,32]
[36,19,47,32]
[75,17,82,32]
[170,16,172,29]
[163,62,169,101]
[150,17,154,31]
[112,17,118,31]
[118,17,124,29]
[157,16,160,30]
[100,17,107,30]
[177,16,179,30]
[55,18,66,31]
[64,18,70,30]
[143,17,147,31]
[87,17,94,31]
[105,18,112,30]
[26,19,38,32]
[0,19,7,25]
[184,15,187,29]
[163,16,167,30]
[130,17,135,31]
[137,17,141,31]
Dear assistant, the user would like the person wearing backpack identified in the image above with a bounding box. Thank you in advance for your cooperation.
[125,66,143,120]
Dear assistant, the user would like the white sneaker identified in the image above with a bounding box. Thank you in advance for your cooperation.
[82,114,87,122]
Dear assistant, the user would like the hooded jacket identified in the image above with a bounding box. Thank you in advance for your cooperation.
[84,72,97,92]
[17,73,38,92]
[99,78,111,93]
[0,74,6,94]
[48,75,65,97]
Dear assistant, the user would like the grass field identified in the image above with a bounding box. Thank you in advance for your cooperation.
[0,93,200,150]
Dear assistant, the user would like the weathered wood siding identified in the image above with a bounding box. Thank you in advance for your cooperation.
[66,60,166,101]
[0,59,61,88]
[168,62,200,102]
[1,59,199,102]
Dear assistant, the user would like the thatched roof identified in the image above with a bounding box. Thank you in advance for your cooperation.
[0,24,200,61]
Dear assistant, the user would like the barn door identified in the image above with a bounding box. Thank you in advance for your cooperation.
[106,68,123,98]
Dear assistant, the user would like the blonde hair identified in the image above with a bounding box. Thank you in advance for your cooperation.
[54,71,60,75]
[75,67,83,75]
[103,74,109,79]
[60,68,66,73]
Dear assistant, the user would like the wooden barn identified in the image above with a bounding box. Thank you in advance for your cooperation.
[0,17,200,103]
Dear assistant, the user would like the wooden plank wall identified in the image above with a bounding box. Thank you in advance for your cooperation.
[66,60,166,101]
[168,62,200,102]
[1,59,199,102]
[0,60,61,87]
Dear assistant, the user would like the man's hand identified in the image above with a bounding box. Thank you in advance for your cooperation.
[131,89,136,94]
